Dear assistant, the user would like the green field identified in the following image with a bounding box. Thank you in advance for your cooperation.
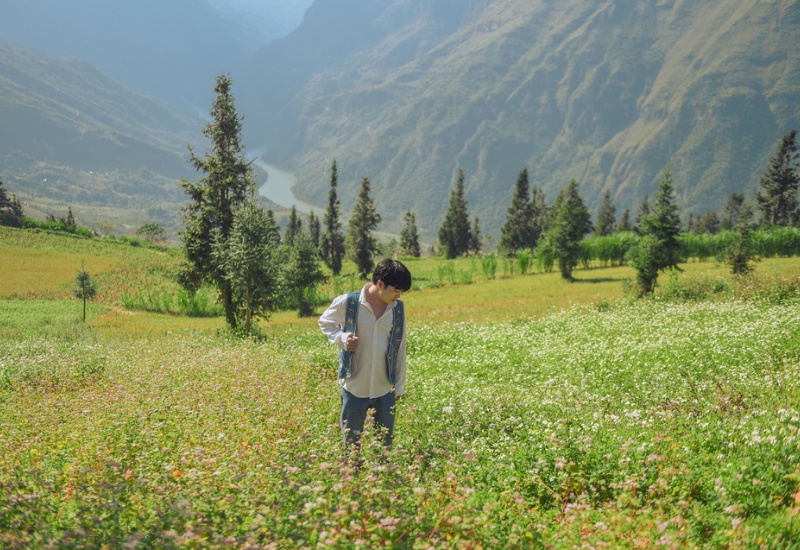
[1,227,800,548]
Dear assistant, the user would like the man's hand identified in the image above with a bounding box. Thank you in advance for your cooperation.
[346,334,359,352]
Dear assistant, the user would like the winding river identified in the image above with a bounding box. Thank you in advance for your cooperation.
[251,156,319,214]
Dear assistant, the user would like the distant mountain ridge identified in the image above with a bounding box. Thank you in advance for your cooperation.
[0,41,200,233]
[237,0,800,237]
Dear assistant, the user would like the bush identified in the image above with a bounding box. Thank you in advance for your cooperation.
[515,248,534,274]
[21,217,94,238]
[480,253,498,280]
[658,270,731,302]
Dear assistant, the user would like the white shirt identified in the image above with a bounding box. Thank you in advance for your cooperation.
[318,284,407,398]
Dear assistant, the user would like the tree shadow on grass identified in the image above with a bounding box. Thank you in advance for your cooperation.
[571,277,622,284]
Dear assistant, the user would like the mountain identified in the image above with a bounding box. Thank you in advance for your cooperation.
[0,0,273,113]
[0,42,202,234]
[237,0,800,237]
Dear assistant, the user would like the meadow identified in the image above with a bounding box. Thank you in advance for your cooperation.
[1,226,800,548]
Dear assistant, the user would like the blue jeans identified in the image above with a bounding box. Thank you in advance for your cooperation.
[340,387,396,451]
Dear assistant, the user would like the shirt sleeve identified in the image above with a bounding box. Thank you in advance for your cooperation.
[318,293,352,349]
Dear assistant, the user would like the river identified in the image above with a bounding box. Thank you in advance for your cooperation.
[251,156,319,214]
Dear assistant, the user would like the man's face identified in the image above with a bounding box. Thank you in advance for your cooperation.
[377,281,403,304]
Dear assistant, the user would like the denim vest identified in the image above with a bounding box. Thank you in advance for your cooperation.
[338,291,404,384]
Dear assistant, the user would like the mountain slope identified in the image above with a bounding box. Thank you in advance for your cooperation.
[0,0,271,112]
[0,42,201,233]
[238,0,800,237]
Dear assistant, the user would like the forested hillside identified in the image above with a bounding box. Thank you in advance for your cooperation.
[237,0,800,236]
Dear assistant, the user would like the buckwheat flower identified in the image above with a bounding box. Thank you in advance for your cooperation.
[442,406,454,414]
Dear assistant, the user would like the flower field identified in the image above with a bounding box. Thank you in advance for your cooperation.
[2,293,800,547]
[2,227,800,547]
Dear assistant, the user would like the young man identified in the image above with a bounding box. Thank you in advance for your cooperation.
[318,259,412,452]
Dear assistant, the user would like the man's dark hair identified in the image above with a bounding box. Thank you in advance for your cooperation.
[372,258,412,291]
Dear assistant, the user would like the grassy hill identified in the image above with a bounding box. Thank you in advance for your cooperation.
[1,228,800,546]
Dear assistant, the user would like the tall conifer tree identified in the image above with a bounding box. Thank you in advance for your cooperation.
[537,179,592,280]
[499,168,535,255]
[627,166,683,295]
[321,160,346,275]
[307,209,321,250]
[347,177,381,278]
[618,209,632,232]
[438,169,471,259]
[721,193,745,230]
[180,74,254,329]
[284,206,302,247]
[756,129,800,227]
[400,209,421,257]
[469,215,482,255]
[594,190,616,236]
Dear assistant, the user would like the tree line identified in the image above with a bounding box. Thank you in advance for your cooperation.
[436,130,799,294]
[181,76,799,332]
[3,74,796,332]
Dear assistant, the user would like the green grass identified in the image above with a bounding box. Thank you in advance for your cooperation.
[2,227,800,547]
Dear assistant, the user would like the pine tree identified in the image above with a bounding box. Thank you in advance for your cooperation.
[530,185,548,245]
[307,209,321,250]
[347,177,381,278]
[499,168,535,255]
[215,197,281,334]
[284,206,302,247]
[627,166,683,295]
[399,209,421,257]
[634,195,650,234]
[721,193,745,230]
[698,212,720,234]
[0,180,24,227]
[321,160,346,275]
[756,129,800,227]
[73,260,97,322]
[725,202,759,275]
[179,74,254,330]
[618,208,632,232]
[66,207,75,227]
[284,232,327,317]
[594,190,616,236]
[469,215,481,255]
[438,169,471,259]
[685,213,696,234]
[537,179,592,280]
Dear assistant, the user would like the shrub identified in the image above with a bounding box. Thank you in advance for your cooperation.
[480,253,498,280]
